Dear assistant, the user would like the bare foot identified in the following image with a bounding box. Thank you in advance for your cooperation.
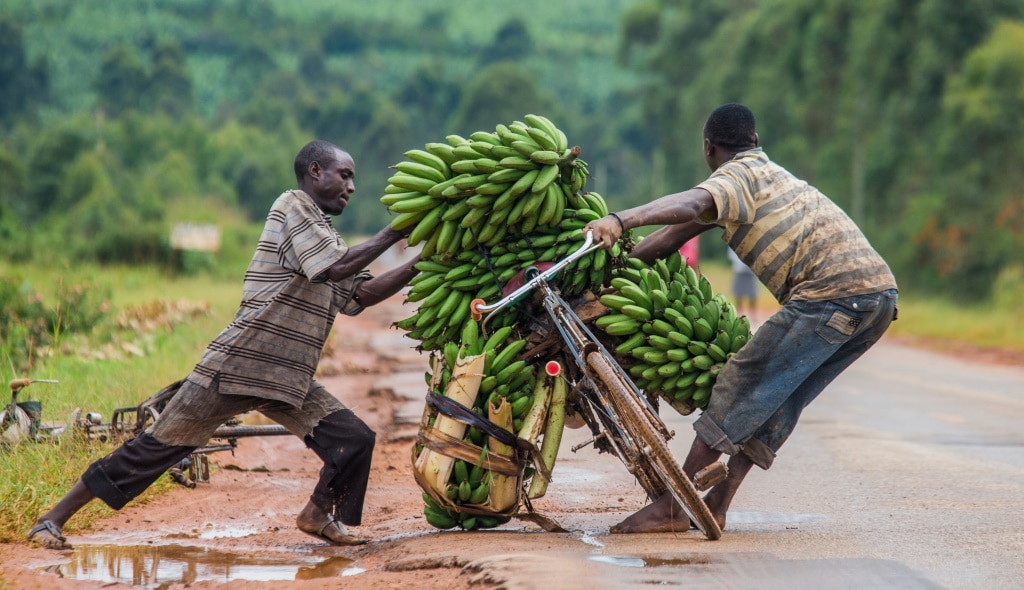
[609,494,694,534]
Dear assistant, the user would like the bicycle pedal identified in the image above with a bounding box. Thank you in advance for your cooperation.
[693,461,728,491]
[188,453,211,484]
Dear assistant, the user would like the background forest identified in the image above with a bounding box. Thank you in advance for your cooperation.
[1,0,1022,305]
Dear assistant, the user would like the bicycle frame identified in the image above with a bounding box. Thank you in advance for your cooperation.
[2,378,60,446]
[468,231,723,539]
[468,235,667,480]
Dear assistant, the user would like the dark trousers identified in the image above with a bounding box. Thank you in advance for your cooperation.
[81,379,376,525]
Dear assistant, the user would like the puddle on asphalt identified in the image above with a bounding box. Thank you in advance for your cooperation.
[583,552,941,588]
[590,554,715,569]
[41,544,363,588]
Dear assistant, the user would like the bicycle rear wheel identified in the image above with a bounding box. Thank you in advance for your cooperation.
[587,351,722,540]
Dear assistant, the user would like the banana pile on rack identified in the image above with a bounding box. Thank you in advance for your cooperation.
[415,320,569,531]
[385,115,627,351]
[389,115,628,531]
[594,251,753,413]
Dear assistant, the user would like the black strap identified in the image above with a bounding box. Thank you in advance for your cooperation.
[425,391,533,451]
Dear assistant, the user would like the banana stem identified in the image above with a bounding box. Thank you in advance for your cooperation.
[487,398,519,512]
[526,376,567,499]
[516,372,553,445]
[415,353,486,490]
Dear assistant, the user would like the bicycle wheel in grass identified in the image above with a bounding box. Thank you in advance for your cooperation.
[587,351,722,540]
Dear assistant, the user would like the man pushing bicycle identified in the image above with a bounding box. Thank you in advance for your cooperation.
[586,103,898,533]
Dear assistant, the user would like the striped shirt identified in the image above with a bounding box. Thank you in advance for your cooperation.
[697,149,896,303]
[188,190,369,406]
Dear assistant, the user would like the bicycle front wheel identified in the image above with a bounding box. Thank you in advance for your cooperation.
[587,351,722,540]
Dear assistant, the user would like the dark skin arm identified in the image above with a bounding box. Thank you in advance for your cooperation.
[352,256,418,307]
[630,220,717,264]
[585,187,718,250]
[321,224,408,283]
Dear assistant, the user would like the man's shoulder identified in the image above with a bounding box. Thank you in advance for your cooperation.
[272,189,308,208]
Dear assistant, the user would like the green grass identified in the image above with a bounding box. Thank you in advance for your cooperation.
[1,261,244,543]
[884,292,1024,352]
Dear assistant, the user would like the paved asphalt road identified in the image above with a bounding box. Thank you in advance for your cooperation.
[455,338,1024,590]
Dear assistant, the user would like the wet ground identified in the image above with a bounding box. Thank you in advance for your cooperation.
[2,253,1023,589]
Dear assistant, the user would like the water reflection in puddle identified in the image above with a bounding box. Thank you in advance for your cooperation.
[589,554,713,569]
[43,544,363,588]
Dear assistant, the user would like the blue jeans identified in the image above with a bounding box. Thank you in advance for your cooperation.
[693,289,898,469]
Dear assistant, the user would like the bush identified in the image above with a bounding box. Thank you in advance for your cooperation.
[992,264,1024,312]
[0,276,110,372]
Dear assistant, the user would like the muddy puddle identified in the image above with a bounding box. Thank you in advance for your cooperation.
[41,544,363,588]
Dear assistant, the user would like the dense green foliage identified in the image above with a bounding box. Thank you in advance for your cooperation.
[619,0,1024,301]
[0,0,1020,304]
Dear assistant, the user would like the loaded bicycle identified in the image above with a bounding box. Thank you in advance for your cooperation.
[470,231,724,540]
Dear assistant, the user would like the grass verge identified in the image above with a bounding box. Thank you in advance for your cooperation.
[1,263,242,543]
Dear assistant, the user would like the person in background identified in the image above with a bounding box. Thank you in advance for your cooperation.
[727,247,758,320]
[28,140,418,550]
[679,236,700,267]
[585,103,897,534]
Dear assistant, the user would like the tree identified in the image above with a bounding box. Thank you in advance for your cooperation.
[478,18,533,67]
[394,61,462,142]
[322,20,367,55]
[914,19,1024,299]
[448,62,554,135]
[93,46,149,118]
[0,18,49,128]
[147,41,193,118]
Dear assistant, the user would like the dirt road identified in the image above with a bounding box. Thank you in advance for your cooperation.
[2,282,1022,589]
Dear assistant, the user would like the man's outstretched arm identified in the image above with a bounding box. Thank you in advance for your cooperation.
[353,257,418,308]
[629,221,716,265]
[586,188,716,249]
[323,225,408,283]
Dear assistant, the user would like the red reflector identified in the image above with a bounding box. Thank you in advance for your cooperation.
[545,361,561,376]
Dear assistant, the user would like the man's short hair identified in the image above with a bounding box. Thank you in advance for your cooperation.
[704,104,757,150]
[294,140,343,182]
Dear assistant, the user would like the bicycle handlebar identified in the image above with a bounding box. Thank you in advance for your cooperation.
[470,230,600,323]
[9,378,59,393]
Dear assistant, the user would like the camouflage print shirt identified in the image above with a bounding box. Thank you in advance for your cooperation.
[187,190,369,406]
[697,149,896,304]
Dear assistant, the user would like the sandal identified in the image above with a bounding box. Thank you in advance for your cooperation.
[300,517,368,546]
[27,520,72,550]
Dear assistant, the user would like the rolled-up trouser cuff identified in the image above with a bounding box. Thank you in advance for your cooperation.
[695,415,776,470]
[694,414,742,456]
[741,437,776,470]
[81,433,196,510]
[82,461,133,510]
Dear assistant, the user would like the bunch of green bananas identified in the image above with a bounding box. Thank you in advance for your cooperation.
[382,114,590,255]
[417,321,536,530]
[422,491,511,531]
[594,251,753,413]
[386,114,628,351]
